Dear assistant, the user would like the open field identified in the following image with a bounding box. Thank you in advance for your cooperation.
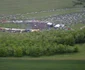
[21,8,85,19]
[0,59,85,70]
[0,0,74,14]
[0,0,84,20]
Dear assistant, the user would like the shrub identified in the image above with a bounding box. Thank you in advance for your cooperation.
[56,44,66,53]
[74,46,79,52]
[63,34,75,46]
[1,28,85,57]
[7,47,14,56]
[0,48,8,57]
[74,31,85,43]
[13,47,23,57]
[28,45,44,57]
[66,45,74,53]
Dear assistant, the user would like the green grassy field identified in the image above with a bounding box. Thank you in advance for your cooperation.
[0,0,84,20]
[0,59,85,70]
[0,0,74,14]
[71,23,85,30]
[22,8,83,19]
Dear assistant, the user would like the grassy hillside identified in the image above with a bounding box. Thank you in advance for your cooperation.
[0,0,74,14]
[0,0,85,20]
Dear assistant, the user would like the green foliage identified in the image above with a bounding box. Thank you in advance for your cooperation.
[0,28,85,57]
[0,47,8,57]
[74,46,79,52]
[56,44,66,53]
[73,30,85,43]
[13,47,23,57]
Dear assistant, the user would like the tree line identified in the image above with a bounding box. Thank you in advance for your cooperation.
[0,28,85,57]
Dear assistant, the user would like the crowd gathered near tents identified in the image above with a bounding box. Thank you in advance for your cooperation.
[0,8,85,33]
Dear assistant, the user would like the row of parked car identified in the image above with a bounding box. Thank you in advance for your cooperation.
[0,27,40,33]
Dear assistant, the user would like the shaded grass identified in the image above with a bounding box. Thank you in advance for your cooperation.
[0,59,85,70]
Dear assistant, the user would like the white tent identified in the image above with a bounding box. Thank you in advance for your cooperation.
[54,24,60,28]
[47,22,53,26]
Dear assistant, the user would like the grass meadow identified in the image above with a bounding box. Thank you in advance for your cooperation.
[0,59,85,70]
[0,0,74,14]
[0,0,83,19]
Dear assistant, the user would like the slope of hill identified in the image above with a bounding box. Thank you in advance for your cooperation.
[0,0,75,14]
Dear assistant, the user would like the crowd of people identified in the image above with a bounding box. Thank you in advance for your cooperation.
[0,8,85,20]
[45,11,85,25]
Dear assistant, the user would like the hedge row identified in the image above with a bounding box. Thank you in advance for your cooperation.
[0,28,85,57]
[0,44,78,57]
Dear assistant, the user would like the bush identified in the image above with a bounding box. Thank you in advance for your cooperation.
[64,34,75,46]
[0,48,9,57]
[28,45,44,57]
[56,44,66,53]
[74,31,85,43]
[7,47,14,56]
[13,47,23,57]
[66,45,75,53]
[1,28,85,57]
[74,46,79,52]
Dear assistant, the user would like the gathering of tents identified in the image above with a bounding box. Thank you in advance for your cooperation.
[0,19,66,33]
